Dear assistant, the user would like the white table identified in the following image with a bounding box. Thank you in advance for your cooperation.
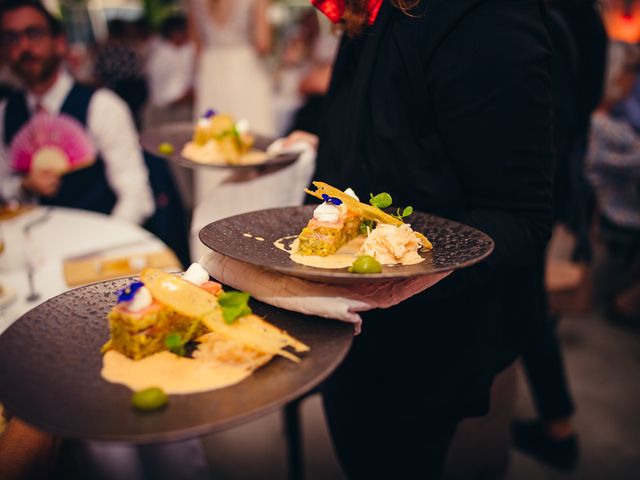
[0,207,175,334]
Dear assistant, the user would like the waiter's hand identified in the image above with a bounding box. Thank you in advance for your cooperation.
[282,130,319,151]
[22,170,61,198]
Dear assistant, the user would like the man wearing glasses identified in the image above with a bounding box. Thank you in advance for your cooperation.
[0,0,154,225]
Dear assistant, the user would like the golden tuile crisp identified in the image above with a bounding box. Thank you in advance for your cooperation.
[139,269,308,362]
[305,182,433,250]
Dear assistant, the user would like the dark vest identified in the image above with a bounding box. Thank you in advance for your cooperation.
[3,84,117,214]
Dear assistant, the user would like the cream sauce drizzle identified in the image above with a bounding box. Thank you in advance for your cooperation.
[101,350,253,394]
[274,234,425,269]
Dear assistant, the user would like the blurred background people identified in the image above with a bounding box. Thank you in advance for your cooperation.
[143,13,196,218]
[511,0,607,472]
[93,18,148,130]
[187,0,276,260]
[144,14,195,128]
[0,0,154,226]
[588,64,640,329]
[188,0,274,131]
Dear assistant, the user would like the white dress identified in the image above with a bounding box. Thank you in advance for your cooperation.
[191,0,275,133]
[189,0,280,260]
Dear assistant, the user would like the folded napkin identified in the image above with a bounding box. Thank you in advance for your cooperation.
[63,249,181,287]
[191,139,316,261]
[199,251,452,334]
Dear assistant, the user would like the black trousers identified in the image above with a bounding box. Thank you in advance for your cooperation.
[520,258,575,420]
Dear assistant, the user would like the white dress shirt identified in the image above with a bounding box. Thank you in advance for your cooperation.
[146,40,195,108]
[0,69,154,225]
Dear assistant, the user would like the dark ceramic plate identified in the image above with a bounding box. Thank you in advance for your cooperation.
[199,205,495,284]
[0,278,352,443]
[140,122,299,170]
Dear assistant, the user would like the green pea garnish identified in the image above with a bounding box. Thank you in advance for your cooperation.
[157,142,175,155]
[132,387,168,411]
[349,255,382,274]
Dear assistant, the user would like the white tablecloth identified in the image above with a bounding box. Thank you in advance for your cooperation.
[0,207,169,334]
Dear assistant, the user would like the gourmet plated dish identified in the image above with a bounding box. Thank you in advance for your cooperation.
[180,110,267,166]
[276,182,433,272]
[101,264,308,405]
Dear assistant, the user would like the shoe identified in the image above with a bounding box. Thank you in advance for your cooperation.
[511,420,579,471]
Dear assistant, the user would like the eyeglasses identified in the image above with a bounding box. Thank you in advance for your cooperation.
[1,27,51,47]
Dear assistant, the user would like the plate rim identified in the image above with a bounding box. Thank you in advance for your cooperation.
[140,123,299,170]
[198,205,495,283]
[0,277,353,443]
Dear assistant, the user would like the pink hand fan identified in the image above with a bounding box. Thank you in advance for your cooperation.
[9,113,97,174]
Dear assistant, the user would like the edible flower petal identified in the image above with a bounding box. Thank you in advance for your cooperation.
[203,108,216,119]
[117,281,144,303]
[321,194,343,206]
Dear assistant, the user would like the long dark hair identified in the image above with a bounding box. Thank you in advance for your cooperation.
[341,0,421,35]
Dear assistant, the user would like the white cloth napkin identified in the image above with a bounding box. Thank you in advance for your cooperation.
[190,139,316,261]
[199,251,452,334]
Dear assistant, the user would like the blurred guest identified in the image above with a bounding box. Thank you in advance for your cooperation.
[510,3,608,471]
[145,14,195,127]
[510,4,581,471]
[188,0,274,131]
[130,16,159,66]
[144,14,196,213]
[94,18,148,130]
[188,0,275,259]
[587,68,640,328]
[0,0,154,225]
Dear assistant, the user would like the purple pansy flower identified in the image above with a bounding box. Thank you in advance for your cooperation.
[117,281,144,303]
[322,194,343,206]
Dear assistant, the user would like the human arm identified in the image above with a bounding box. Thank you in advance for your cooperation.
[186,0,204,54]
[424,0,554,295]
[87,89,154,224]
[253,0,272,56]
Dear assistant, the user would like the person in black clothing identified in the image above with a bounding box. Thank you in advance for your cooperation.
[511,2,607,471]
[284,0,554,477]
[550,0,608,262]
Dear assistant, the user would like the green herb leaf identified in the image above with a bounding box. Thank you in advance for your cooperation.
[402,206,413,217]
[369,192,392,209]
[359,220,374,235]
[219,291,252,324]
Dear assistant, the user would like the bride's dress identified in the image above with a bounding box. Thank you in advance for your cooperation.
[191,0,275,134]
[190,0,284,260]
